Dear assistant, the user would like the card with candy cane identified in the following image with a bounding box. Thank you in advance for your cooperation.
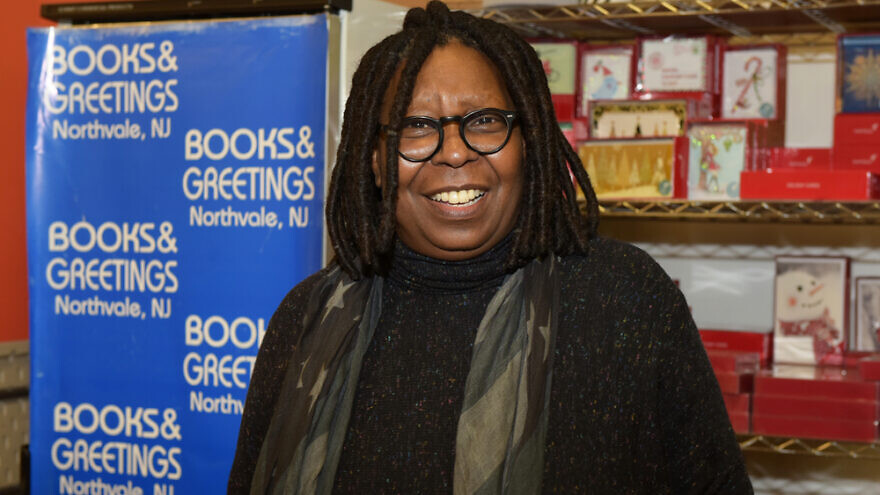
[722,46,783,120]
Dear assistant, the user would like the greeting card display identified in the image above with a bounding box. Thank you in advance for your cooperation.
[838,34,880,113]
[531,41,578,121]
[686,122,749,200]
[722,45,784,120]
[579,45,634,116]
[577,138,685,199]
[855,277,880,351]
[637,36,714,93]
[589,100,687,139]
[774,256,850,366]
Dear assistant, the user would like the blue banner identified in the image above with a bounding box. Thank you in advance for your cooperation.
[26,15,328,494]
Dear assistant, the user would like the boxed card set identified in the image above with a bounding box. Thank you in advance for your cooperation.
[635,35,720,117]
[721,44,787,146]
[578,44,634,116]
[686,121,754,200]
[577,137,687,199]
[531,40,578,122]
[588,99,693,139]
[773,256,849,366]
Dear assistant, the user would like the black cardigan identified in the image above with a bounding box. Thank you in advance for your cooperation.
[229,237,753,493]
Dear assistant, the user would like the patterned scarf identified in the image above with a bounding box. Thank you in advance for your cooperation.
[250,255,560,494]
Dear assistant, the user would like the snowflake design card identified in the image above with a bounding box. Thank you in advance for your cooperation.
[722,46,781,120]
[855,277,880,351]
[774,256,850,366]
[839,34,880,113]
[579,45,633,116]
[686,122,748,200]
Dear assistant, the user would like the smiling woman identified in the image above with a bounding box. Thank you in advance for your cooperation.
[228,2,753,494]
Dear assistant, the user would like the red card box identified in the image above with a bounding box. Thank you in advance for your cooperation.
[768,148,832,171]
[723,393,751,414]
[834,113,880,146]
[708,350,760,374]
[754,366,880,402]
[752,414,877,443]
[700,330,772,368]
[833,144,880,172]
[740,170,880,200]
[753,395,880,421]
[728,411,750,433]
[860,356,880,381]
[714,371,754,394]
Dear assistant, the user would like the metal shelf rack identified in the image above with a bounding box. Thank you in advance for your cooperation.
[475,0,880,45]
[592,200,880,223]
[739,434,880,460]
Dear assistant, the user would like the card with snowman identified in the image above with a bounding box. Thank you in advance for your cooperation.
[774,256,850,366]
[578,45,634,117]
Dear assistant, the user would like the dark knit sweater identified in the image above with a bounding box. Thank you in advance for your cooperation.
[229,237,753,494]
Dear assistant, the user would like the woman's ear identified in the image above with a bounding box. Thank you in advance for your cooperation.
[371,147,383,188]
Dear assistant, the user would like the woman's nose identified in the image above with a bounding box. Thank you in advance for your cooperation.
[431,123,476,168]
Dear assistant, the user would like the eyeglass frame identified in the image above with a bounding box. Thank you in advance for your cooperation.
[379,107,519,163]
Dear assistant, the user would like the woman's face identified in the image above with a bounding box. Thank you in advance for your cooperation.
[373,41,524,261]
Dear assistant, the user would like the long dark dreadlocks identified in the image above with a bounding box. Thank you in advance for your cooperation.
[325,1,600,279]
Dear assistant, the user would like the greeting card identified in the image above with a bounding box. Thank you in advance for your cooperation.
[722,46,781,119]
[839,35,880,113]
[774,256,850,366]
[577,138,681,199]
[639,37,711,93]
[855,277,880,351]
[579,45,633,115]
[686,122,748,200]
[589,100,687,139]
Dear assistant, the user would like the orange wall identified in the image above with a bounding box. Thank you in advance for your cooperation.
[1,1,97,342]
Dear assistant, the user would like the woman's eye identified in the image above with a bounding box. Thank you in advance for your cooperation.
[401,119,436,137]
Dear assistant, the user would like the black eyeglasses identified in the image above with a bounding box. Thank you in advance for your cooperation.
[381,108,518,162]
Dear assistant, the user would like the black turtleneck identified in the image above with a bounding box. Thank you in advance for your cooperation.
[229,237,753,494]
[333,238,513,492]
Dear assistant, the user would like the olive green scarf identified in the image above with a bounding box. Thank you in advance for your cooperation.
[250,256,559,494]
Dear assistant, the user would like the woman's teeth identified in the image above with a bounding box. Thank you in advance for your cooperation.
[430,189,485,205]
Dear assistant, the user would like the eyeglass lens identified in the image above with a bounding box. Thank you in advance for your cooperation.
[398,109,511,161]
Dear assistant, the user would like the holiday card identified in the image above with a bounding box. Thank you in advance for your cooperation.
[774,256,850,366]
[838,34,880,113]
[686,122,748,200]
[579,45,633,116]
[855,277,880,351]
[639,37,711,93]
[531,41,578,121]
[577,138,684,199]
[722,46,782,120]
[589,99,687,139]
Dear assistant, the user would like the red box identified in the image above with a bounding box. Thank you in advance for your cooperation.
[753,395,880,421]
[723,393,751,414]
[700,330,772,368]
[708,350,760,374]
[860,356,880,381]
[834,113,880,146]
[740,170,880,201]
[752,414,877,443]
[714,371,754,394]
[768,148,832,171]
[728,410,750,433]
[754,366,880,402]
[833,145,880,172]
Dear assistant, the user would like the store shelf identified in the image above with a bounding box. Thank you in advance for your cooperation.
[738,434,880,460]
[476,0,880,44]
[593,199,880,223]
